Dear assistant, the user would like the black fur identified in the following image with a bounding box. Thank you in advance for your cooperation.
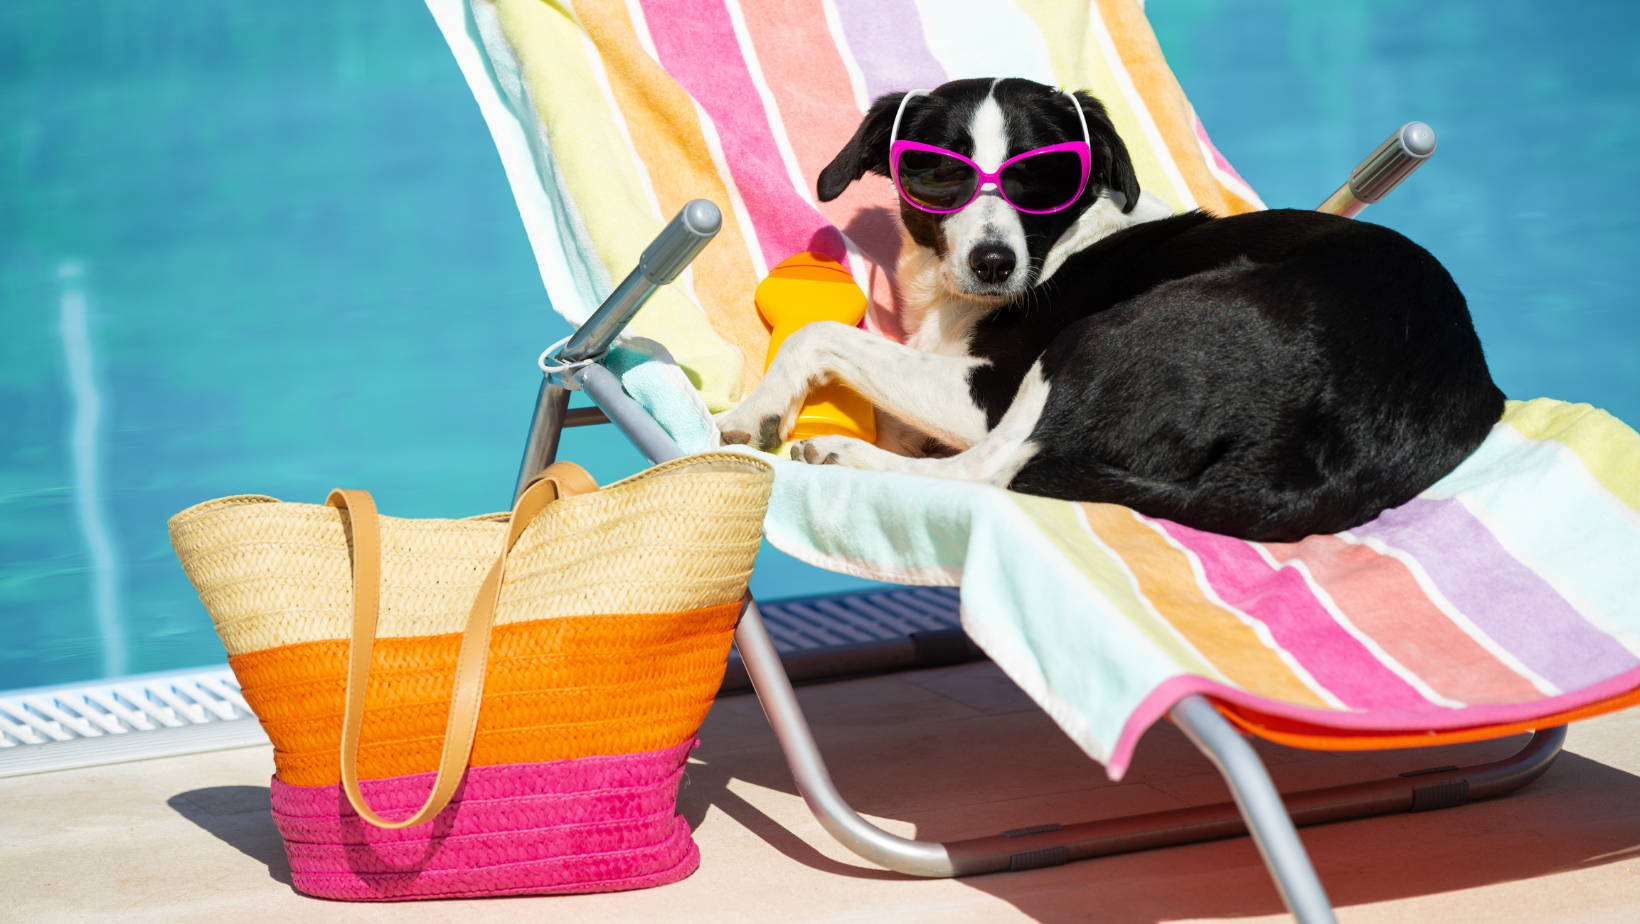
[993,209,1501,540]
[820,79,1503,542]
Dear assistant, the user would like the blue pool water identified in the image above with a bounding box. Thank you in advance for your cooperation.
[3,1,1637,691]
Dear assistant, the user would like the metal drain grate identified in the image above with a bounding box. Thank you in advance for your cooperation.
[0,586,975,778]
[723,585,976,691]
[758,586,960,648]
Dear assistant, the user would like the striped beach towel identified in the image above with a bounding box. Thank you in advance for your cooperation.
[428,0,1640,777]
[753,399,1640,777]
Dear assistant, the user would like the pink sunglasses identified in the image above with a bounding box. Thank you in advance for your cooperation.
[888,88,1093,215]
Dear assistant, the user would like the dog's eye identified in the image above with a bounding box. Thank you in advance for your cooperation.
[901,151,967,183]
[1001,149,1085,212]
[896,149,979,211]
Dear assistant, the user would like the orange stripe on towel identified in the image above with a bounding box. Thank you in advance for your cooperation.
[574,0,770,391]
[1080,505,1328,707]
[229,602,742,787]
[1092,0,1233,214]
[1215,683,1640,752]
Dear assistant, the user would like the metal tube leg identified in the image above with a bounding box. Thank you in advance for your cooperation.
[572,364,689,464]
[1172,695,1337,924]
[735,594,958,876]
[514,380,571,501]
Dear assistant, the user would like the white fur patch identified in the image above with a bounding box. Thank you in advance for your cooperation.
[948,360,1049,485]
[716,319,988,451]
[968,85,1010,172]
[897,232,991,357]
[940,85,1029,298]
[788,361,1050,486]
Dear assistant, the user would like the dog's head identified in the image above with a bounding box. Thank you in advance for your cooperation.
[818,78,1140,303]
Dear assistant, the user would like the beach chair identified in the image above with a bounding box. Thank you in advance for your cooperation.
[425,2,1640,920]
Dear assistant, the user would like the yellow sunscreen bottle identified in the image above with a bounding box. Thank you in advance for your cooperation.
[755,252,877,443]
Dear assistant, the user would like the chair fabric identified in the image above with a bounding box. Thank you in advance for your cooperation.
[428,0,1640,779]
[428,0,1260,411]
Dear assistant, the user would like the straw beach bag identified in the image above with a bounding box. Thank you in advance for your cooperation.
[168,452,773,901]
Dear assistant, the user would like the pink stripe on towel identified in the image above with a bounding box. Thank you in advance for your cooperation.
[1262,535,1548,705]
[639,0,848,268]
[269,740,699,900]
[1155,519,1433,710]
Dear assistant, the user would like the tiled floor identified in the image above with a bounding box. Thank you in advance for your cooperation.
[5,661,1638,922]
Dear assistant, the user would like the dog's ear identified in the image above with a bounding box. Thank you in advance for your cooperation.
[1072,91,1142,214]
[817,92,906,202]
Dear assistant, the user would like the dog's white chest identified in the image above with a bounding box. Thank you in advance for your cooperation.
[907,298,988,358]
[897,241,988,359]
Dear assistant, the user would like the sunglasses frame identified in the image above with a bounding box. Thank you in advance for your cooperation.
[888,88,1094,215]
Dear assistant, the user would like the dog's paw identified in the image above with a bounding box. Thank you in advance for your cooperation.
[714,407,787,452]
[789,435,870,468]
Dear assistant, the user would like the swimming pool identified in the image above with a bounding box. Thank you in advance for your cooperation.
[3,0,1636,691]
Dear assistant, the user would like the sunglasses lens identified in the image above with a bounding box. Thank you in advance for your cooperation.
[1000,149,1085,212]
[896,149,977,211]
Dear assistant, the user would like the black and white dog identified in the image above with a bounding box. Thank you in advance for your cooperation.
[717,78,1502,542]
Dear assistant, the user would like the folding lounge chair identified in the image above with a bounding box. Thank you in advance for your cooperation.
[426,2,1640,920]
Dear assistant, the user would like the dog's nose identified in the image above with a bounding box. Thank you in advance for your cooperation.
[968,245,1016,284]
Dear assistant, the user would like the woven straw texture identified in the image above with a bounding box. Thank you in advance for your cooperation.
[270,741,701,901]
[168,452,772,900]
[169,454,772,656]
[237,604,741,786]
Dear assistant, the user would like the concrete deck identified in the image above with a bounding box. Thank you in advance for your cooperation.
[4,661,1638,922]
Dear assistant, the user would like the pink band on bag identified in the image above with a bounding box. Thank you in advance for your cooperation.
[270,740,701,901]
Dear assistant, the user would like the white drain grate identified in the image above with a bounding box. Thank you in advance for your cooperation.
[0,667,268,778]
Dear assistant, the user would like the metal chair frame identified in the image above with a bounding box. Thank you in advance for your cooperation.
[512,124,1565,924]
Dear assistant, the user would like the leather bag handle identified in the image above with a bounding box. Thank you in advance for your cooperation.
[326,461,598,828]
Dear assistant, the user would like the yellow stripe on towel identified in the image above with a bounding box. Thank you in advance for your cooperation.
[1501,399,1640,516]
[495,0,750,407]
[1081,504,1330,707]
[1010,494,1225,683]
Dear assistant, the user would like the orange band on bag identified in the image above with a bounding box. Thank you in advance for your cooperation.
[231,602,742,787]
[320,463,602,827]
